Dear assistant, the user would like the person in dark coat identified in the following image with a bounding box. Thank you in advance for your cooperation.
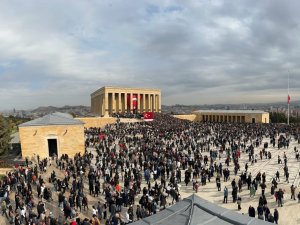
[257,204,264,220]
[274,208,279,224]
[248,205,255,217]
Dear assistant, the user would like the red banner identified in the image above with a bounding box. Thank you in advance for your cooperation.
[127,94,138,109]
[143,112,154,121]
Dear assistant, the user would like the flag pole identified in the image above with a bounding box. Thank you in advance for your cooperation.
[288,72,290,125]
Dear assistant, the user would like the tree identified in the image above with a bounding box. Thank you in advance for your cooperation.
[270,112,287,123]
[69,112,76,118]
[0,115,12,155]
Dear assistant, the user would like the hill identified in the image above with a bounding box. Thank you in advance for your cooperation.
[30,105,91,117]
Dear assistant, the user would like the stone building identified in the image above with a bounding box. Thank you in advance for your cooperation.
[193,110,269,123]
[19,112,85,159]
[91,86,161,116]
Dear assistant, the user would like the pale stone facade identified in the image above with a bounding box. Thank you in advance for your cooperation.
[19,124,85,159]
[173,114,197,121]
[76,117,117,128]
[174,110,269,123]
[19,113,85,159]
[91,86,161,116]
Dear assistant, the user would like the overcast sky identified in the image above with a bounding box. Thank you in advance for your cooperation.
[0,0,299,110]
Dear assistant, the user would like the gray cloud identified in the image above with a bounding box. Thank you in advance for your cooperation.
[0,0,299,110]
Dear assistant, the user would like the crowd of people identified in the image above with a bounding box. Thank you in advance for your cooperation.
[111,113,143,119]
[0,113,300,225]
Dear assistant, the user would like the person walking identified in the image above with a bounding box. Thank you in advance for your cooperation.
[223,186,228,204]
[291,184,296,200]
[237,196,242,210]
[274,208,279,224]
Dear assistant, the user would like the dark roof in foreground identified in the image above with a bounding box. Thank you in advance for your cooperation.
[132,194,271,225]
[19,112,84,127]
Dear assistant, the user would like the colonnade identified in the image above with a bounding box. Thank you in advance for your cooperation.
[202,114,246,123]
[91,87,161,116]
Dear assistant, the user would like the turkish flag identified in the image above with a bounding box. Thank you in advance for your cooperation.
[143,112,154,121]
[127,94,138,109]
[288,95,291,104]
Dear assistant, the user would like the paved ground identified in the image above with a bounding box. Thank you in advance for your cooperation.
[1,132,300,224]
[181,135,300,225]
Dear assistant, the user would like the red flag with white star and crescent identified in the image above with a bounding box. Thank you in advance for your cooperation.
[143,112,154,121]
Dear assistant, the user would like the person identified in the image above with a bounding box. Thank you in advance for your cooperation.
[277,189,284,207]
[250,184,256,197]
[70,218,77,225]
[14,213,21,225]
[237,196,242,210]
[260,182,266,196]
[97,201,102,220]
[123,209,133,224]
[136,204,142,220]
[8,205,14,224]
[291,184,296,200]
[276,171,280,181]
[267,213,274,223]
[264,205,270,221]
[274,208,279,224]
[257,204,264,220]
[216,175,221,191]
[92,214,101,225]
[92,205,98,216]
[1,199,7,218]
[111,212,121,225]
[223,186,228,204]
[194,181,199,193]
[248,205,255,217]
[271,184,275,195]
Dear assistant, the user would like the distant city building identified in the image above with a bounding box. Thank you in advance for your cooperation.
[19,112,85,159]
[91,86,161,116]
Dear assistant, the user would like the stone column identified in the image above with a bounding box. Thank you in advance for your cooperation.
[152,94,156,112]
[155,95,159,112]
[104,92,109,117]
[115,92,118,113]
[154,94,156,112]
[149,94,152,111]
[130,93,133,113]
[124,93,128,113]
[146,94,149,111]
[152,94,155,111]
[137,93,141,113]
[149,94,151,111]
[158,94,161,113]
[111,92,115,113]
[142,94,145,112]
[117,93,121,113]
[96,95,99,115]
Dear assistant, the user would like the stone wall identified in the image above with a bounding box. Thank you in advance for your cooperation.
[173,114,197,121]
[0,168,13,175]
[76,117,117,128]
[191,112,269,124]
[19,124,84,159]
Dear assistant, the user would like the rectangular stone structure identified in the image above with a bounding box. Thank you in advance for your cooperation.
[19,113,85,159]
[91,86,161,116]
[193,110,269,123]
